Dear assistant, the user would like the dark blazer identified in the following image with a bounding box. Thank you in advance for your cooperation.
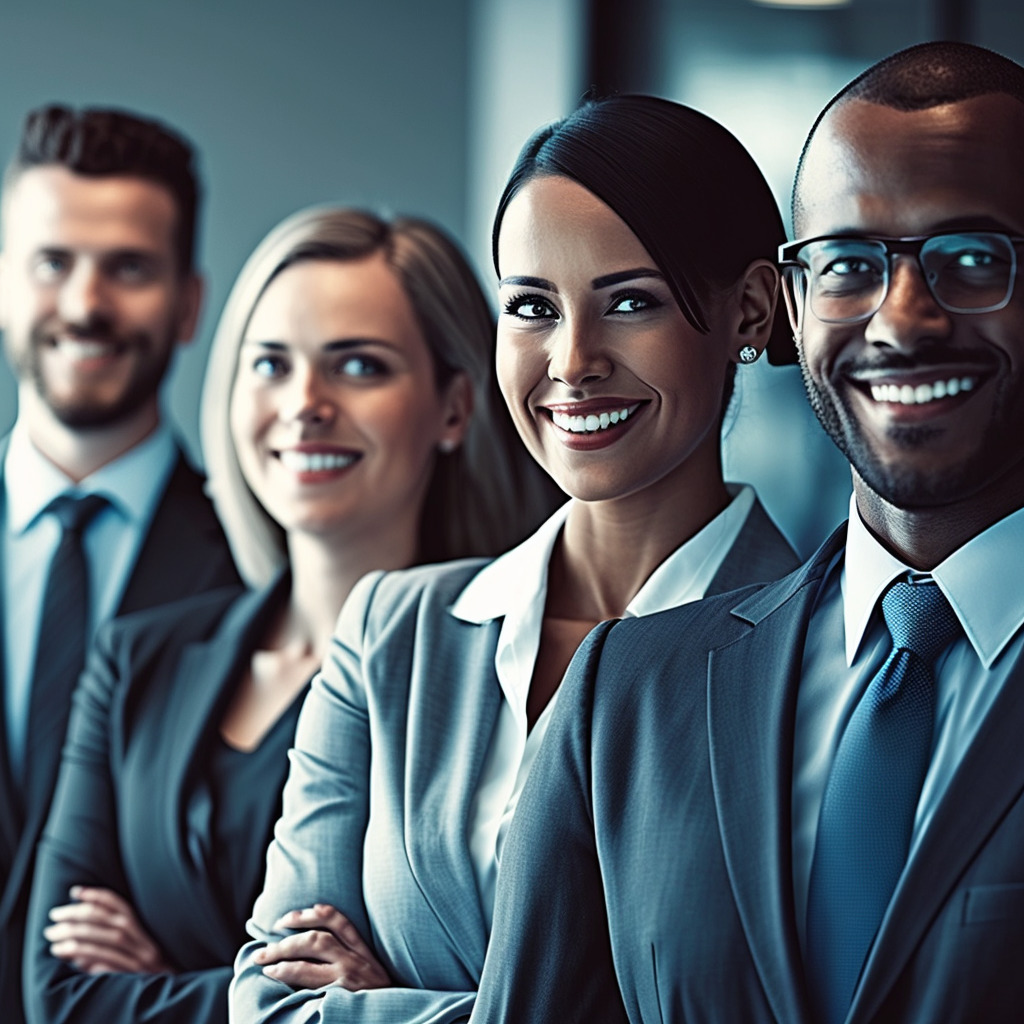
[22,578,299,1024]
[230,498,799,1024]
[0,444,239,1024]
[472,525,1024,1023]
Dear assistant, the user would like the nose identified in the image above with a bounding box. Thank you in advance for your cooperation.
[281,364,337,426]
[546,318,612,388]
[863,254,954,351]
[58,262,111,329]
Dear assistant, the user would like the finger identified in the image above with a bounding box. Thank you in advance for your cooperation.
[68,886,133,914]
[254,930,345,967]
[49,902,124,926]
[261,959,340,989]
[272,905,369,955]
[45,920,135,948]
[50,939,146,974]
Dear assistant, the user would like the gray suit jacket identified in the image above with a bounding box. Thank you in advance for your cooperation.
[231,498,798,1023]
[472,525,1024,1023]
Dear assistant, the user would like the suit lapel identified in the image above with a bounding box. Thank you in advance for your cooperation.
[850,654,1024,1022]
[117,450,237,615]
[121,580,284,956]
[707,530,844,1024]
[404,612,503,978]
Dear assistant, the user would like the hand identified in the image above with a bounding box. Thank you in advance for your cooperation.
[44,886,176,975]
[253,903,391,991]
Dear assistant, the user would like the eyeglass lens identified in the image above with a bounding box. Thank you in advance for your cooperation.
[796,232,1017,324]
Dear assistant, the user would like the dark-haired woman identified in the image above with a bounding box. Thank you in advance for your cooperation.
[231,95,800,1023]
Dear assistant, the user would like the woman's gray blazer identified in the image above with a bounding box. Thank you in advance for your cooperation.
[231,498,798,1023]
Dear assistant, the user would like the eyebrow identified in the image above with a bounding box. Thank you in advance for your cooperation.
[498,275,557,292]
[591,268,664,289]
[240,338,392,350]
[498,268,665,292]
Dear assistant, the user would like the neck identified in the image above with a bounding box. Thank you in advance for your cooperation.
[551,464,731,621]
[284,521,419,658]
[853,471,1024,570]
[20,387,160,483]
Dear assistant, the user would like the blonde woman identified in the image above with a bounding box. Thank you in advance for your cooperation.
[23,207,554,1024]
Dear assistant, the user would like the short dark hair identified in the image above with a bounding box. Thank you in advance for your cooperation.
[793,42,1024,227]
[493,94,793,367]
[6,104,200,276]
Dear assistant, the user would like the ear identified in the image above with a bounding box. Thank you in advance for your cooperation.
[727,259,778,364]
[174,272,204,346]
[437,370,474,452]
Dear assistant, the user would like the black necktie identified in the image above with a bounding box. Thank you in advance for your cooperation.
[806,577,961,1024]
[24,493,108,798]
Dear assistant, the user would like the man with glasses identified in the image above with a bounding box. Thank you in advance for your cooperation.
[469,41,1024,1023]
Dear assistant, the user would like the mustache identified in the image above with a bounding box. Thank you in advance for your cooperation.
[835,346,1000,376]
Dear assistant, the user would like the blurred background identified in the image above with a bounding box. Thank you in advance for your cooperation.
[0,0,1019,556]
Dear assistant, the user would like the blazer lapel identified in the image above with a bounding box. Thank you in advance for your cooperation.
[405,613,503,978]
[117,450,238,615]
[121,580,284,956]
[707,530,844,1024]
[849,655,1024,1022]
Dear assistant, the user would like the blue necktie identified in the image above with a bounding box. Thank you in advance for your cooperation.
[806,577,961,1024]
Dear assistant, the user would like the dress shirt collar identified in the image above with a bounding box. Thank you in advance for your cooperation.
[450,483,757,626]
[843,494,1024,669]
[5,418,176,533]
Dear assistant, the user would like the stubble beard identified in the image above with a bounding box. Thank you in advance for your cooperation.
[798,357,1023,512]
[21,322,176,430]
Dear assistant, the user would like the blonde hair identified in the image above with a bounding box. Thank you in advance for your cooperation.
[200,206,556,587]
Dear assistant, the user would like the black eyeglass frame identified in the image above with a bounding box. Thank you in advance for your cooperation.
[777,231,1024,327]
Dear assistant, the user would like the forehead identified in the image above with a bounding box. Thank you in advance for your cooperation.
[246,255,424,344]
[497,175,652,278]
[796,94,1024,237]
[2,165,178,254]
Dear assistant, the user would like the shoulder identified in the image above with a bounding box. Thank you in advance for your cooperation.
[344,557,493,639]
[97,582,249,666]
[580,525,846,703]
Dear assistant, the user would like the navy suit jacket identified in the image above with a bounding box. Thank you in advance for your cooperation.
[0,444,239,1024]
[473,526,1024,1023]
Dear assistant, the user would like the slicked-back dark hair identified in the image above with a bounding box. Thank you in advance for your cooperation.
[793,41,1024,228]
[5,104,200,276]
[493,94,794,366]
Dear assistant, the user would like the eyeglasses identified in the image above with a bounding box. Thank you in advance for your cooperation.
[778,231,1024,329]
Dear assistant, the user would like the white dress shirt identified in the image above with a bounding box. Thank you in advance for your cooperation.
[2,420,177,780]
[452,484,758,923]
[792,496,1024,949]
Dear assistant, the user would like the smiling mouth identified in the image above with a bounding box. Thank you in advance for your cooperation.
[550,403,642,434]
[866,375,980,406]
[48,337,127,359]
[278,450,360,472]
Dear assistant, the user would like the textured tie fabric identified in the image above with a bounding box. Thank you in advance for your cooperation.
[24,493,108,796]
[806,577,961,1024]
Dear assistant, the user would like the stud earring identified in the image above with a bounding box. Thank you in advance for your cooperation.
[739,346,760,364]
[438,438,458,454]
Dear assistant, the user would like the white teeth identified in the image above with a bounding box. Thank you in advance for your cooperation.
[54,339,113,359]
[869,377,978,406]
[551,404,638,434]
[279,450,357,472]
